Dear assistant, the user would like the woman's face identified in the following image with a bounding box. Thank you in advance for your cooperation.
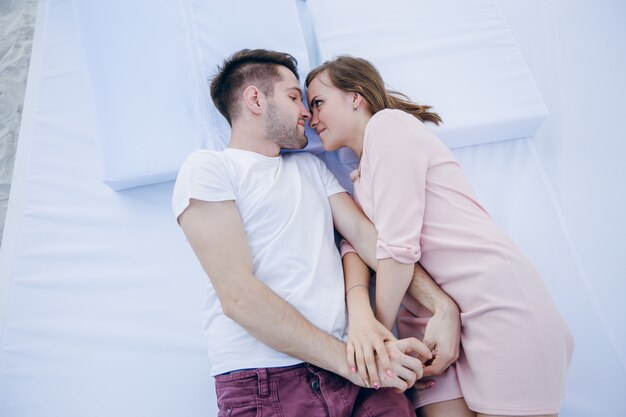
[307,71,358,151]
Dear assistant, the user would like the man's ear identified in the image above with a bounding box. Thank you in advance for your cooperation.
[242,86,263,115]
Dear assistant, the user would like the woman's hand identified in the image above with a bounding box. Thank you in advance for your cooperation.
[346,305,396,389]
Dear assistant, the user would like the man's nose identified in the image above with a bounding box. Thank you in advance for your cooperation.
[300,103,311,119]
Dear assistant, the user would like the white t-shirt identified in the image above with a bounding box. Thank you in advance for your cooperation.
[172,148,348,375]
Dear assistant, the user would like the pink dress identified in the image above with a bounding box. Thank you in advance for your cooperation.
[347,109,573,414]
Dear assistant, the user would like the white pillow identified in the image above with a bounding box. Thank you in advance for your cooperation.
[74,0,312,190]
[307,0,549,148]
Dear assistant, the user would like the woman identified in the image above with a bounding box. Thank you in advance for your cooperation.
[305,56,573,417]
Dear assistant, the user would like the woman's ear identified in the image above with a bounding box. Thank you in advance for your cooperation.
[242,86,262,115]
[352,91,364,110]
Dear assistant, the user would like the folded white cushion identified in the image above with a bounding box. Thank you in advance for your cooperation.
[307,0,549,148]
[74,0,311,190]
[75,0,547,190]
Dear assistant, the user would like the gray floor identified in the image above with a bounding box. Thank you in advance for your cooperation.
[0,0,37,246]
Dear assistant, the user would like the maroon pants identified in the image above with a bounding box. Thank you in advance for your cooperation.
[214,363,415,417]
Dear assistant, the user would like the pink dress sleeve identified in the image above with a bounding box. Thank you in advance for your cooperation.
[339,239,357,258]
[365,111,429,264]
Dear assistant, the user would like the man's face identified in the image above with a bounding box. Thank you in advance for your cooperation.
[265,66,311,150]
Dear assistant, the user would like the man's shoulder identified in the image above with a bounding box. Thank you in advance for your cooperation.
[176,149,234,186]
[185,149,226,163]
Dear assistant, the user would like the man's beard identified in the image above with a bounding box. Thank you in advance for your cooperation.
[266,103,308,150]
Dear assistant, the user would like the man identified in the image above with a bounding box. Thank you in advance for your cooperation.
[173,49,460,416]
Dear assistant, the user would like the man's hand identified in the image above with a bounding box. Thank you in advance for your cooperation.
[377,337,432,393]
[403,263,461,386]
[421,301,461,378]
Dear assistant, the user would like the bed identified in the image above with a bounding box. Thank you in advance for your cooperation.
[1,1,624,416]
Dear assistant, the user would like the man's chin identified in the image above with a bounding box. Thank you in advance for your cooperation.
[283,135,308,150]
[297,135,309,149]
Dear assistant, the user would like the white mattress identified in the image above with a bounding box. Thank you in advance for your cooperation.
[1,1,625,416]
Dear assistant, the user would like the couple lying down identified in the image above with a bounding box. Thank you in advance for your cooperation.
[173,49,573,417]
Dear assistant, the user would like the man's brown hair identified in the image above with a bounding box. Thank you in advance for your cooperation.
[210,49,299,125]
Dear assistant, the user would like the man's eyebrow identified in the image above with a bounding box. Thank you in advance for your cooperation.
[286,86,302,95]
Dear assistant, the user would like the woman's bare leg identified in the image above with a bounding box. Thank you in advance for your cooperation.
[477,414,557,417]
[417,398,475,417]
[417,398,558,417]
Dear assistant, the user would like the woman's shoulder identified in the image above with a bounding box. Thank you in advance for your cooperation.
[366,109,433,145]
[368,108,429,135]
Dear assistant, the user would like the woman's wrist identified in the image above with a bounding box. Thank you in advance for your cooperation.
[346,287,375,317]
[345,283,368,297]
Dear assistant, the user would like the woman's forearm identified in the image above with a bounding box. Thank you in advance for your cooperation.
[343,252,373,319]
[374,258,414,330]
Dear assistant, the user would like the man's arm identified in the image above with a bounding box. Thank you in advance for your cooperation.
[406,264,461,378]
[179,198,425,389]
[329,192,460,377]
[180,198,351,378]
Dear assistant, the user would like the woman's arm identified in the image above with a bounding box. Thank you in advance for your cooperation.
[374,258,415,330]
[365,112,460,376]
[343,252,397,389]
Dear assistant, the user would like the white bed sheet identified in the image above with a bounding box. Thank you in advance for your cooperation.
[0,1,214,415]
[1,1,625,416]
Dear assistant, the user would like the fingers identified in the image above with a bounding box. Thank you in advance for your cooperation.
[422,346,457,377]
[353,344,370,387]
[347,342,357,374]
[397,337,432,363]
[373,338,392,381]
[399,349,424,381]
[413,379,436,390]
[423,334,436,351]
[349,338,391,389]
[363,344,381,389]
[378,342,425,392]
[382,371,409,393]
[422,354,446,377]
[395,361,418,388]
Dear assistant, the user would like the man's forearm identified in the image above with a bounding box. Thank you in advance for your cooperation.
[406,263,458,315]
[222,274,351,379]
[179,199,354,382]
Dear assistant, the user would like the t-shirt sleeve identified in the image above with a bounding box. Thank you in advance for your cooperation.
[310,153,346,197]
[172,151,236,222]
[366,111,429,264]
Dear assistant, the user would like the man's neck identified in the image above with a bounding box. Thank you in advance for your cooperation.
[228,124,280,157]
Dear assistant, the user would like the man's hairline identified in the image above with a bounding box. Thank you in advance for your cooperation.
[229,65,302,123]
[240,65,301,102]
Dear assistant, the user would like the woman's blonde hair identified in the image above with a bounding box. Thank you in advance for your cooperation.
[305,56,442,125]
